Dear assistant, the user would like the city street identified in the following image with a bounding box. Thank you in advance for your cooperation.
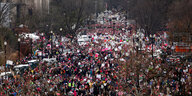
[0,0,192,96]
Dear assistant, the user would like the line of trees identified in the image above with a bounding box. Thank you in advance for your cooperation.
[106,0,192,43]
[49,0,94,40]
[105,0,192,95]
[0,0,107,65]
[130,0,172,36]
[0,0,17,51]
[1,0,106,44]
[168,0,192,43]
[37,0,105,40]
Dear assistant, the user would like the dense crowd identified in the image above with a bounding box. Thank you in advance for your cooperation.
[0,32,130,95]
[0,11,192,96]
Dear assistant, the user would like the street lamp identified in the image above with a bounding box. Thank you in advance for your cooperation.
[59,28,63,39]
[150,34,156,59]
[59,28,63,53]
[59,28,63,32]
[50,31,53,58]
[139,38,142,53]
[46,25,49,37]
[132,35,135,47]
[41,33,44,59]
[113,22,116,35]
[4,41,7,76]
[18,38,21,61]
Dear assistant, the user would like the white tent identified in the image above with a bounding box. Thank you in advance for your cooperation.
[0,72,12,77]
[20,33,40,41]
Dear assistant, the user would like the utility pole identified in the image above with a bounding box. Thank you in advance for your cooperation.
[4,41,7,78]
[18,38,21,61]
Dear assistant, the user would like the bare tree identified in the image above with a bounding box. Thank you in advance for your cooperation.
[168,0,192,44]
[0,0,11,27]
[104,0,129,11]
[0,0,11,49]
[131,0,172,36]
[105,0,172,36]
[47,0,96,41]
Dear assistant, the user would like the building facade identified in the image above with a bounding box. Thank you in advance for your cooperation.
[25,0,50,14]
[1,0,51,27]
[13,0,50,14]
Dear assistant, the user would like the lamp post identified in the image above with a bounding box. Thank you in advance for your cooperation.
[59,28,63,53]
[59,28,63,32]
[137,31,142,53]
[4,41,7,77]
[31,38,32,56]
[18,38,21,61]
[59,28,63,39]
[132,35,135,47]
[135,33,139,54]
[59,28,63,40]
[50,30,53,58]
[113,22,116,35]
[150,34,156,60]
[139,38,142,53]
[41,33,44,59]
[46,25,49,37]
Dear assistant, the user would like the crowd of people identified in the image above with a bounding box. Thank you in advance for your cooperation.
[0,11,192,96]
[0,31,130,95]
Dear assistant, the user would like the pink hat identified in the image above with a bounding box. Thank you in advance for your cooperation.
[56,93,60,96]
[47,44,51,46]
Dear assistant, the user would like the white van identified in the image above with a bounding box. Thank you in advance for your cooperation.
[14,64,29,75]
